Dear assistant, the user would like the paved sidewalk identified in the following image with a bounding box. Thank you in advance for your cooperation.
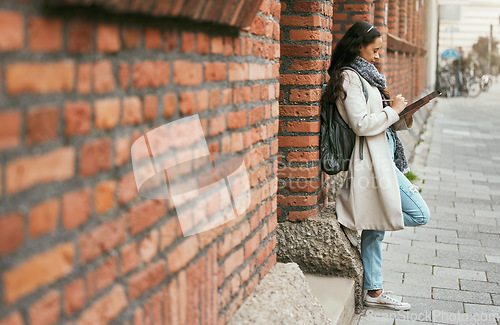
[358,82,500,325]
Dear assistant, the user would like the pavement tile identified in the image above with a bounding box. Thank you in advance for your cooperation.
[432,288,492,304]
[408,254,459,268]
[414,227,458,237]
[433,266,487,281]
[459,279,500,295]
[485,255,500,263]
[403,274,459,290]
[435,236,481,246]
[459,260,500,273]
[493,294,500,306]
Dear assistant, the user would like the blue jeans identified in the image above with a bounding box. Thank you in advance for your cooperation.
[361,129,430,290]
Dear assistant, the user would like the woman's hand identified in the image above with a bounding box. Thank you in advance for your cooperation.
[391,94,408,115]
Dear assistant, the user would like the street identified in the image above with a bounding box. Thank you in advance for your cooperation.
[358,81,500,325]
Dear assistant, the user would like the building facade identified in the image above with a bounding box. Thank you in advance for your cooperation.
[0,0,430,324]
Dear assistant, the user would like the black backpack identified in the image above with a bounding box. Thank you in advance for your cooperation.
[320,68,368,175]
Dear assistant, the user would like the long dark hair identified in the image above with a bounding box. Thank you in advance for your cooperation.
[324,22,381,104]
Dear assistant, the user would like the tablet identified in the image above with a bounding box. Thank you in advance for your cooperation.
[398,90,442,117]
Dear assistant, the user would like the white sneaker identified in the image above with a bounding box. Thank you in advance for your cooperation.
[364,291,411,311]
[341,224,359,247]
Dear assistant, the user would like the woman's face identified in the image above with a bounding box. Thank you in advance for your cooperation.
[359,37,382,64]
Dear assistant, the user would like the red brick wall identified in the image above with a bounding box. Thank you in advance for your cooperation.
[0,0,280,324]
[277,0,334,222]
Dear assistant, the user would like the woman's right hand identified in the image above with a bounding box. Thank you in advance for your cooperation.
[391,94,408,114]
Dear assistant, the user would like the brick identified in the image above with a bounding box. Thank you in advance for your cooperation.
[97,24,120,53]
[139,229,159,263]
[26,106,59,145]
[286,151,319,162]
[64,101,91,136]
[96,256,117,292]
[133,61,170,89]
[209,114,226,136]
[280,105,320,117]
[6,61,75,95]
[249,106,264,125]
[289,29,322,41]
[173,61,202,86]
[118,172,138,204]
[0,10,23,51]
[168,236,199,274]
[29,17,62,52]
[77,286,127,325]
[79,138,111,177]
[64,278,85,315]
[280,44,321,57]
[0,110,22,150]
[6,147,75,194]
[163,92,177,118]
[179,91,195,115]
[277,195,317,206]
[278,136,319,147]
[29,290,60,325]
[119,62,130,90]
[78,217,126,264]
[209,88,220,110]
[29,199,59,237]
[278,165,320,179]
[122,96,143,125]
[94,180,115,214]
[205,62,226,82]
[288,89,322,102]
[285,179,321,193]
[68,19,93,53]
[244,232,260,259]
[228,63,248,81]
[3,243,74,303]
[280,15,321,27]
[95,97,120,129]
[181,31,195,53]
[344,4,371,12]
[121,242,139,275]
[129,200,167,235]
[145,28,162,50]
[142,95,158,121]
[93,60,116,94]
[279,74,323,85]
[77,63,92,94]
[196,89,209,112]
[210,36,223,54]
[224,248,244,277]
[290,60,324,71]
[227,110,247,130]
[164,30,177,52]
[115,136,130,166]
[0,312,23,325]
[0,212,23,256]
[62,188,91,229]
[122,26,141,49]
[288,208,319,221]
[128,260,166,300]
[294,1,322,12]
[197,33,210,54]
[286,121,320,133]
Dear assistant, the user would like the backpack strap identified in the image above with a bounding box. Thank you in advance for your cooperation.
[339,67,369,160]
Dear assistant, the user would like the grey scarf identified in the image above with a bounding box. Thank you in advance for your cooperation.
[350,56,410,173]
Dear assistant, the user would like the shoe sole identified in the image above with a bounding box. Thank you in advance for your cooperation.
[364,302,411,311]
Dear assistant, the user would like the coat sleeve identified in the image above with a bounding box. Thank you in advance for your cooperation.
[392,116,413,130]
[341,71,400,137]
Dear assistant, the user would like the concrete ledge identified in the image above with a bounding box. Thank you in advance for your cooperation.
[276,205,364,313]
[228,263,332,325]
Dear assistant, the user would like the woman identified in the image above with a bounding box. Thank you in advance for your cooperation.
[324,21,430,310]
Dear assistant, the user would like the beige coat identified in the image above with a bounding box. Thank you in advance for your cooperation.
[335,70,410,231]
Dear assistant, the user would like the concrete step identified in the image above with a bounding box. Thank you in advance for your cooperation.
[305,275,357,325]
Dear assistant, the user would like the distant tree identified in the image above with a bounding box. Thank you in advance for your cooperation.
[471,36,499,70]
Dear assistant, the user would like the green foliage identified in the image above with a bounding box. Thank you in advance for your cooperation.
[405,171,419,182]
